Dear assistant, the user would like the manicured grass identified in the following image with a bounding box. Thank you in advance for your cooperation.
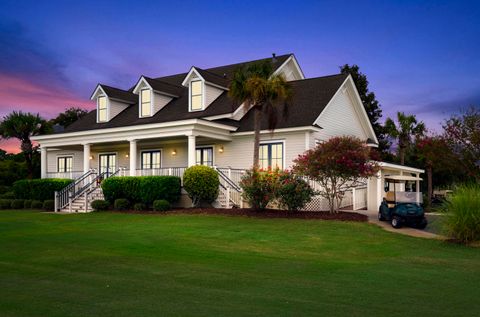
[0,211,479,317]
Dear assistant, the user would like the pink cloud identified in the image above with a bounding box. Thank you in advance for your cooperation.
[0,73,94,119]
[0,73,95,153]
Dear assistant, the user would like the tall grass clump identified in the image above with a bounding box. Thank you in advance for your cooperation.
[442,184,480,244]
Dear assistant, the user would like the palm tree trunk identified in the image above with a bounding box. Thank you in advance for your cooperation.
[21,140,34,179]
[399,146,405,165]
[253,107,262,169]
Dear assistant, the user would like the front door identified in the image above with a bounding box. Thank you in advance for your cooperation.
[99,154,117,175]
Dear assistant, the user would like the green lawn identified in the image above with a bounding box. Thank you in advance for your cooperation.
[0,211,479,317]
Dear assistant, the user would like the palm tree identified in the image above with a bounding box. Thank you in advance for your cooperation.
[0,111,51,178]
[229,61,292,168]
[384,112,425,165]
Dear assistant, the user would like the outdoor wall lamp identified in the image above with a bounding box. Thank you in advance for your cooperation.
[172,149,177,156]
[89,155,94,160]
[218,146,224,153]
[125,153,129,158]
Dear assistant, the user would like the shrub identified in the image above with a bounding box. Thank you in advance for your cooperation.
[91,200,110,212]
[276,172,315,211]
[12,179,72,201]
[153,199,171,212]
[442,184,480,244]
[43,200,55,211]
[31,200,43,209]
[0,191,15,199]
[102,176,181,205]
[114,198,130,210]
[0,199,13,209]
[133,202,146,211]
[24,200,33,209]
[11,199,25,209]
[183,166,219,207]
[240,168,281,210]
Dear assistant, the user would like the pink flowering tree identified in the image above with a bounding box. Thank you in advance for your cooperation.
[293,136,379,213]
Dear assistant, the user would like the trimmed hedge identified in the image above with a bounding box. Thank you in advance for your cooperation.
[24,200,33,209]
[183,166,219,207]
[153,199,171,212]
[31,200,43,209]
[114,198,130,210]
[91,200,110,211]
[134,203,146,211]
[0,192,15,199]
[0,199,12,209]
[11,199,25,209]
[102,176,181,205]
[13,179,72,201]
[43,200,55,211]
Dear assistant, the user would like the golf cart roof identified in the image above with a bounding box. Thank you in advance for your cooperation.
[384,175,422,182]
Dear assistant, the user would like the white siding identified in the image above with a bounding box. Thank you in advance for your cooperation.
[216,131,307,169]
[109,99,129,121]
[314,88,369,141]
[276,58,303,81]
[153,92,173,114]
[46,149,83,173]
[204,84,223,109]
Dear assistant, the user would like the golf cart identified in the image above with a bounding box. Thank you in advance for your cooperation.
[378,175,427,229]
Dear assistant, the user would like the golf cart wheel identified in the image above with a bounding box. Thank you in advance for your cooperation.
[391,216,402,229]
[378,212,385,221]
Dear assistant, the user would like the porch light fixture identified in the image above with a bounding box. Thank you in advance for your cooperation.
[125,153,129,158]
[171,149,177,156]
[89,155,94,160]
[218,146,224,153]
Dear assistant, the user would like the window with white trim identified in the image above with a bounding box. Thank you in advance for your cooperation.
[190,80,203,111]
[97,96,107,122]
[196,147,213,166]
[141,150,161,169]
[57,156,73,173]
[259,142,283,169]
[140,89,152,117]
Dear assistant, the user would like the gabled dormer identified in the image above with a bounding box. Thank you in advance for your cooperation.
[90,84,136,123]
[132,76,183,118]
[182,67,227,112]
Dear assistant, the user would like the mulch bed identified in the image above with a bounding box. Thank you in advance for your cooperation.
[111,208,367,222]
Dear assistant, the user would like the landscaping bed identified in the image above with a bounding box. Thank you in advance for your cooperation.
[110,207,368,221]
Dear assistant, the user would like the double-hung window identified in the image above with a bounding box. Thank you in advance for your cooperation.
[196,147,213,166]
[190,80,203,111]
[57,156,73,173]
[140,89,151,117]
[141,150,161,169]
[97,96,107,122]
[259,142,284,169]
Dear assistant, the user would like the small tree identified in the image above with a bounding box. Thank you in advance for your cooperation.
[293,136,378,213]
[183,166,219,207]
[51,107,88,128]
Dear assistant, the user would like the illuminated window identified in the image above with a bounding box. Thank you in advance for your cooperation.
[140,89,151,117]
[196,147,213,166]
[259,142,283,169]
[190,80,203,111]
[141,150,161,169]
[98,96,107,122]
[57,156,73,173]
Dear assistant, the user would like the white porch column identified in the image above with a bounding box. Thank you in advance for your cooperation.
[375,170,382,211]
[83,143,91,174]
[129,139,137,176]
[40,146,47,179]
[187,135,196,167]
[416,172,420,203]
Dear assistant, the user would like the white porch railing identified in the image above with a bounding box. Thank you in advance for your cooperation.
[46,171,84,179]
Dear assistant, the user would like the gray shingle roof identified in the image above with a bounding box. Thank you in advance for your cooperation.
[58,55,348,134]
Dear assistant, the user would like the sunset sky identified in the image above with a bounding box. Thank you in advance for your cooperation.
[1,0,479,153]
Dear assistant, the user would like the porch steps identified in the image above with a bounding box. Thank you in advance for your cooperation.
[60,188,104,213]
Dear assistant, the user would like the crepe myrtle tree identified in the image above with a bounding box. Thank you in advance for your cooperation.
[293,136,379,213]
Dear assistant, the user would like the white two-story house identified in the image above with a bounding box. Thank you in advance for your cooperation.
[32,53,423,212]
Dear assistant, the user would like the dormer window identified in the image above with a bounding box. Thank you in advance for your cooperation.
[190,80,203,111]
[140,89,152,117]
[97,96,108,122]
